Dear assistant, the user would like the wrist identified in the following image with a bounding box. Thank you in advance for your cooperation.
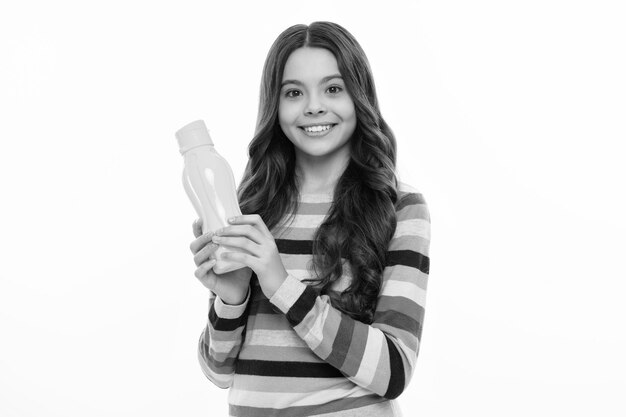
[221,288,249,306]
[262,269,287,299]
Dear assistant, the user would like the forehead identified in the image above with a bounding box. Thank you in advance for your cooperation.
[282,47,340,81]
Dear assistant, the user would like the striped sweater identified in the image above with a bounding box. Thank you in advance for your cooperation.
[198,182,431,416]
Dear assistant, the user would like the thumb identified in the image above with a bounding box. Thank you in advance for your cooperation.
[193,218,203,238]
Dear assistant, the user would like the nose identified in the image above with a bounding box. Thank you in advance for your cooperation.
[304,93,326,116]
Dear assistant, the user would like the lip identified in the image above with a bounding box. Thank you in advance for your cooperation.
[298,122,337,128]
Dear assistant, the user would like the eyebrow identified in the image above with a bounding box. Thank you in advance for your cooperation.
[280,74,343,88]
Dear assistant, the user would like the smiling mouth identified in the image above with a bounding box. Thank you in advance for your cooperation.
[299,123,337,133]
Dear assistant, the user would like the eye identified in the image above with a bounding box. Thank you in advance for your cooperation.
[327,85,343,94]
[284,89,302,98]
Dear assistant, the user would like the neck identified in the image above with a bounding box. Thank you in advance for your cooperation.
[295,152,350,195]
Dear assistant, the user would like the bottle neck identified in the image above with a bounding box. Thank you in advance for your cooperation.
[180,143,214,155]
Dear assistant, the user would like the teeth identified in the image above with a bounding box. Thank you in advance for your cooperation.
[303,124,332,133]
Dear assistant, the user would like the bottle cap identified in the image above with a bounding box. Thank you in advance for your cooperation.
[175,120,214,154]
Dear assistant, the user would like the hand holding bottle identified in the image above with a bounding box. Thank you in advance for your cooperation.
[190,218,252,305]
[210,214,289,300]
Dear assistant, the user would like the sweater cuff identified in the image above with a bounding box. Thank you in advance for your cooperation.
[269,274,307,314]
[213,287,250,319]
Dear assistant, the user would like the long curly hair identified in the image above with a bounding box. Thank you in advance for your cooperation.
[237,21,398,323]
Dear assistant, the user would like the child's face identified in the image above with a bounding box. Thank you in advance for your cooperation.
[278,47,356,166]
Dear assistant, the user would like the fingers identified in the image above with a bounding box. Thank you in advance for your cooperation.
[193,241,219,267]
[192,218,203,238]
[189,230,215,255]
[212,235,260,257]
[194,259,217,290]
[215,224,265,245]
[220,251,256,272]
[228,214,273,239]
[194,258,216,278]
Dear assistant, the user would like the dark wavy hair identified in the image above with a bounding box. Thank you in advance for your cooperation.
[237,21,399,323]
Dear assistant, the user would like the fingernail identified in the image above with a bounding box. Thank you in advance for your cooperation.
[228,217,236,223]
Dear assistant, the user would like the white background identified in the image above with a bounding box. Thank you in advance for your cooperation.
[1,1,625,416]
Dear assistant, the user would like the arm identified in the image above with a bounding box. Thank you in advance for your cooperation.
[269,192,430,398]
[197,287,251,389]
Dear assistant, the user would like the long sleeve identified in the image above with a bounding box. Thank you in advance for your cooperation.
[268,192,430,399]
[197,287,251,388]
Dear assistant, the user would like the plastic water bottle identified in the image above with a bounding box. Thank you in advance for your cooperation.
[175,120,246,274]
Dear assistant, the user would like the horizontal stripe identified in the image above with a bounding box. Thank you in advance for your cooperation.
[298,194,334,204]
[246,312,293,331]
[229,385,369,408]
[272,226,318,241]
[382,264,428,289]
[387,249,430,274]
[249,299,282,315]
[380,280,427,308]
[236,359,343,378]
[230,394,386,417]
[386,261,427,289]
[276,239,313,255]
[388,234,430,258]
[244,329,308,348]
[238,345,323,362]
[232,374,350,393]
[282,213,329,228]
[376,295,425,322]
[373,310,421,335]
[394,218,430,240]
[210,338,246,354]
[397,201,430,221]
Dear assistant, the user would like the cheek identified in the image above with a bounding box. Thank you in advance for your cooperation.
[336,96,356,117]
[278,102,296,138]
[278,100,298,122]
[339,99,357,129]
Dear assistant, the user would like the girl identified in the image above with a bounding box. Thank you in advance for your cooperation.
[189,21,430,417]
